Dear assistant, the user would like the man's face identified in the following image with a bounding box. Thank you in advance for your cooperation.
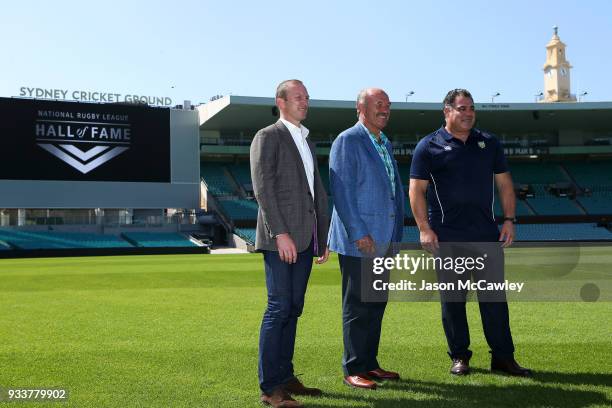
[277,83,309,125]
[445,95,476,134]
[360,90,391,133]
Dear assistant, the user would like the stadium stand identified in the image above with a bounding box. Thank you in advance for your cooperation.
[200,163,236,196]
[197,157,612,247]
[227,163,253,192]
[402,226,420,243]
[494,196,533,216]
[577,192,612,215]
[121,232,199,248]
[234,228,256,245]
[526,196,584,215]
[515,223,612,241]
[0,229,131,249]
[401,223,612,242]
[218,199,258,221]
[563,160,612,188]
[507,162,569,185]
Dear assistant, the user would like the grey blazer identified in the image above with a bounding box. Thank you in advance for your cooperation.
[250,120,329,254]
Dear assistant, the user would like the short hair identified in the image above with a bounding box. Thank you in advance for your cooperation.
[443,88,473,106]
[356,89,369,118]
[357,89,368,106]
[276,79,304,100]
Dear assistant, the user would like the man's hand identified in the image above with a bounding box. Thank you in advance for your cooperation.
[356,235,376,255]
[276,233,297,263]
[315,247,330,264]
[498,221,515,248]
[420,228,439,254]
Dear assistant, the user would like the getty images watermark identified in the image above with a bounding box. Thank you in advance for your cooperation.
[360,242,611,302]
[372,251,524,293]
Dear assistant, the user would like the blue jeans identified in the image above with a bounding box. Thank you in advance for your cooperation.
[258,240,314,394]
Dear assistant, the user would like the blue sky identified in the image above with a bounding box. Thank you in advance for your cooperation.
[1,0,610,104]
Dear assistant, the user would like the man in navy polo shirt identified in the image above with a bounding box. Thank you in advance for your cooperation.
[409,89,531,377]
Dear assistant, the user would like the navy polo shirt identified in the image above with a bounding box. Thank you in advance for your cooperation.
[410,127,508,241]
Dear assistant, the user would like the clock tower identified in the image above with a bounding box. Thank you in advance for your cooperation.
[541,26,576,102]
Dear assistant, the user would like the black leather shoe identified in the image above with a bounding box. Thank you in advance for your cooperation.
[450,357,470,375]
[491,357,532,377]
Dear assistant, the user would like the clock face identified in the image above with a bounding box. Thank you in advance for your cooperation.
[545,68,553,78]
[561,68,567,76]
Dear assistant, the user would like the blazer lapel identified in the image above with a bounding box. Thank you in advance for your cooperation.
[355,123,393,194]
[276,120,310,186]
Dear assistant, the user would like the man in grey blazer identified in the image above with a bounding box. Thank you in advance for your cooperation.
[250,79,329,408]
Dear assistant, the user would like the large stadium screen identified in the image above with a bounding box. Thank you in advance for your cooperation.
[0,97,170,182]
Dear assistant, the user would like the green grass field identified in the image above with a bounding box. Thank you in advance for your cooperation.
[0,249,611,407]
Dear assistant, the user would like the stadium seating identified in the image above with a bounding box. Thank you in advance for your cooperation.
[0,229,132,249]
[200,163,236,196]
[227,163,252,190]
[200,158,612,233]
[515,223,612,241]
[507,162,569,185]
[494,196,533,216]
[402,226,420,243]
[563,160,612,188]
[401,223,611,242]
[526,196,583,215]
[234,228,256,245]
[404,199,414,218]
[218,199,258,221]
[122,232,198,248]
[577,192,612,215]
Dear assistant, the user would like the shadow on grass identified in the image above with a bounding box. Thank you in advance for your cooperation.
[302,372,611,408]
[469,367,612,387]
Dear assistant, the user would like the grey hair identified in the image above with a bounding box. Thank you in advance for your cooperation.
[356,89,369,118]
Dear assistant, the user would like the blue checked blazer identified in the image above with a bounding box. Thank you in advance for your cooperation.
[327,122,405,257]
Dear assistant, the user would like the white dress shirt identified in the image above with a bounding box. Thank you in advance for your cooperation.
[280,118,315,199]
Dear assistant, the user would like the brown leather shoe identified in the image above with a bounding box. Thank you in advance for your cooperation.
[344,374,377,389]
[283,377,323,396]
[491,357,532,377]
[367,368,400,380]
[450,357,470,375]
[261,387,303,407]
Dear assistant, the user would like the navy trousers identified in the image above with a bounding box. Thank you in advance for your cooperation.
[258,240,314,394]
[339,254,388,376]
[435,239,515,360]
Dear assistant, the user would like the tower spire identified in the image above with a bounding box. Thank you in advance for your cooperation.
[541,26,576,102]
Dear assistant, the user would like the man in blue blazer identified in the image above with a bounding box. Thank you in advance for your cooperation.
[328,88,405,389]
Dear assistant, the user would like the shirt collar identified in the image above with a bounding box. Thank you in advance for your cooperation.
[280,118,309,139]
[439,126,475,143]
[359,121,388,145]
